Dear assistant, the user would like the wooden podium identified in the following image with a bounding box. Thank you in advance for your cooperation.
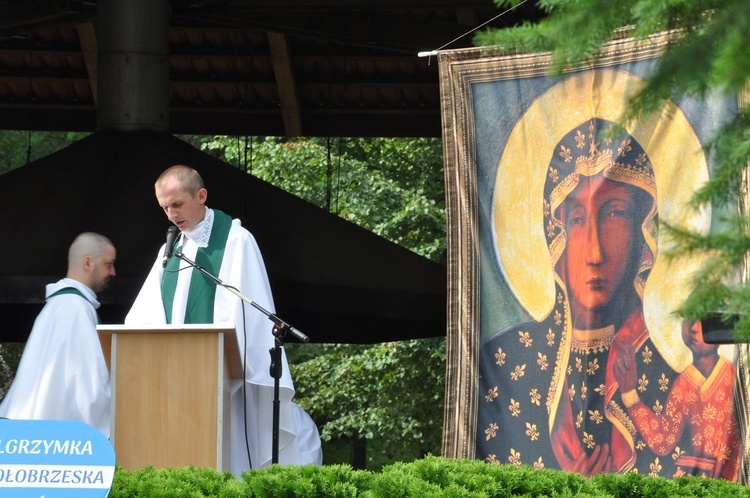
[97,323,242,471]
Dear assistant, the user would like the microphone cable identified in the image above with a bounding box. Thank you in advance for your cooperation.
[239,299,252,470]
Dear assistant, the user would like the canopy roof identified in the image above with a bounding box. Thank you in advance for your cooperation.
[0,0,540,137]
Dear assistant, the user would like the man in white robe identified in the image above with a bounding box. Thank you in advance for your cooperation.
[0,232,116,437]
[125,164,322,475]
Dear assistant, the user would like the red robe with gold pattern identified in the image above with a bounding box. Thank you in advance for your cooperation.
[626,357,740,480]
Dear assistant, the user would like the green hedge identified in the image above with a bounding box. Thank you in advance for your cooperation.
[109,456,750,497]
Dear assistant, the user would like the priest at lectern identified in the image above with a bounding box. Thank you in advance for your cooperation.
[125,165,322,475]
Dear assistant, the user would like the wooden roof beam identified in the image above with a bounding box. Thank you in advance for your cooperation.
[268,31,302,137]
[76,20,97,105]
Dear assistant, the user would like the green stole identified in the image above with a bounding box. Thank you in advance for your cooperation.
[48,286,100,324]
[161,210,232,324]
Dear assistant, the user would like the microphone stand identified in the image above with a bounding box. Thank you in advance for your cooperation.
[172,250,309,465]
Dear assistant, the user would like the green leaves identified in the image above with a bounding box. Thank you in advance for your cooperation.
[0,131,90,174]
[289,338,446,467]
[108,456,750,497]
[190,136,446,262]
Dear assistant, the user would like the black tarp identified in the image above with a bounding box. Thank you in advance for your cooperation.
[0,131,446,343]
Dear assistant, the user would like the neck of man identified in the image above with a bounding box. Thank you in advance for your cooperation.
[65,271,91,293]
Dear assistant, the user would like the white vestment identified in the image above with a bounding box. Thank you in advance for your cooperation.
[0,278,111,437]
[125,208,322,475]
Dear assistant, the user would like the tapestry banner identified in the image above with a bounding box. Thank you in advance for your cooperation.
[439,31,749,480]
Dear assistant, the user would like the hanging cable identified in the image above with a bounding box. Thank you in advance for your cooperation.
[243,135,249,174]
[335,137,342,215]
[248,135,253,176]
[26,29,34,165]
[25,131,32,165]
[417,0,529,58]
[236,135,242,170]
[325,137,333,213]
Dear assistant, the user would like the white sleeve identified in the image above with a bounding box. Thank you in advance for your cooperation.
[125,247,168,325]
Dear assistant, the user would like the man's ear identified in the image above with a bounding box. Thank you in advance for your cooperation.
[82,255,93,271]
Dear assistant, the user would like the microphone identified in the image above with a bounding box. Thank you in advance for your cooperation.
[162,225,180,268]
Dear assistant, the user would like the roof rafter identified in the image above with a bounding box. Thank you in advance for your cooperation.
[268,31,302,136]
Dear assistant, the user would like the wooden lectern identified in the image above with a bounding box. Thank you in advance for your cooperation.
[97,323,242,471]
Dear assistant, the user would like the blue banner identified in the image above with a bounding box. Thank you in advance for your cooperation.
[0,419,115,497]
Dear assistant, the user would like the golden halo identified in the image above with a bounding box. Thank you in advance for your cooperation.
[492,68,716,372]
